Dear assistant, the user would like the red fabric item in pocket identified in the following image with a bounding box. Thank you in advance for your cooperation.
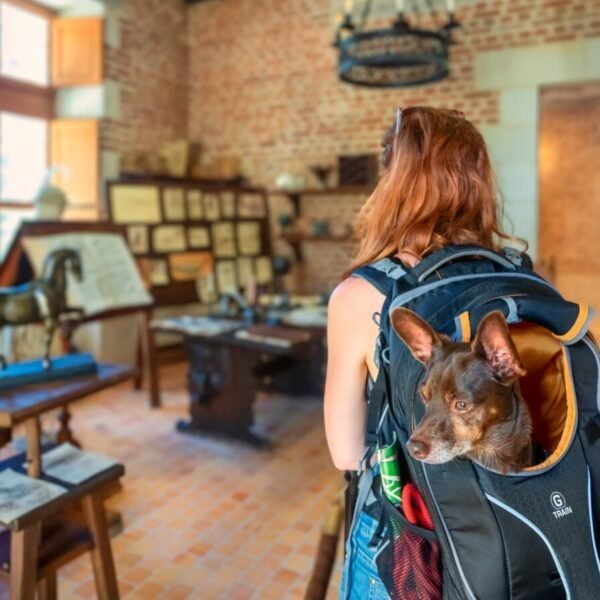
[401,482,434,530]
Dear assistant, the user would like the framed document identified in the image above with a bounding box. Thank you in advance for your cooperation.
[187,190,204,220]
[168,252,214,282]
[220,191,236,218]
[238,193,266,218]
[152,226,187,252]
[188,226,210,249]
[149,258,169,286]
[211,222,236,258]
[215,260,237,294]
[127,225,149,254]
[255,256,274,284]
[203,193,220,221]
[237,222,261,256]
[237,256,254,288]
[163,188,186,221]
[196,272,218,304]
[23,232,152,315]
[110,185,161,224]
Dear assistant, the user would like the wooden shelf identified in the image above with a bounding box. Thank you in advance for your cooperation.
[0,516,93,580]
[280,232,352,243]
[120,172,251,188]
[0,507,121,582]
[270,187,365,261]
[270,186,371,197]
[279,232,353,261]
[269,186,371,217]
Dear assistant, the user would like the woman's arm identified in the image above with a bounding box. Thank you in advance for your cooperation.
[324,276,383,471]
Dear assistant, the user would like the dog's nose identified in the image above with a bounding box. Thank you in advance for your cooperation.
[407,438,431,460]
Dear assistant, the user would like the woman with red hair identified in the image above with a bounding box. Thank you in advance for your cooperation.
[324,107,524,598]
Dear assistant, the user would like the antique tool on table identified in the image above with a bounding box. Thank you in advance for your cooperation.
[216,291,257,324]
[0,248,83,371]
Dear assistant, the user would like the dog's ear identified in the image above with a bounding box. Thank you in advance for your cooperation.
[472,310,526,382]
[391,308,443,364]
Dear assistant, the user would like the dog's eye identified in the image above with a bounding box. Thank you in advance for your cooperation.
[453,399,471,413]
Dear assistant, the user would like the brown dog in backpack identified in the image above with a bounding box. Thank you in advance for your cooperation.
[391,308,532,474]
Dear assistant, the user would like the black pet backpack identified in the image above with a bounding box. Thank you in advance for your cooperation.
[350,244,600,600]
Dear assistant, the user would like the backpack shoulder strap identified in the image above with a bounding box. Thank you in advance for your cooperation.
[364,362,391,453]
[351,257,408,296]
[352,260,408,462]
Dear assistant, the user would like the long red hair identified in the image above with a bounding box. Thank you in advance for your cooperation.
[348,107,525,274]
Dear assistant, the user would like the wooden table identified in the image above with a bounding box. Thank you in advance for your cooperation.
[0,221,160,410]
[0,364,133,599]
[0,449,125,600]
[154,323,325,448]
[0,364,134,477]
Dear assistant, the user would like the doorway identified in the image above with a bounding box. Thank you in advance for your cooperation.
[538,82,600,334]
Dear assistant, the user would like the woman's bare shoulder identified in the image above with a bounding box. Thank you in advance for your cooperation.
[328,276,386,319]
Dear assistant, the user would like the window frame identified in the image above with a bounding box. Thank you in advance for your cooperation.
[3,0,52,19]
[0,0,55,207]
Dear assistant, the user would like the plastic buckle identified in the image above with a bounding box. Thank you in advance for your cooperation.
[358,446,374,472]
[503,247,523,267]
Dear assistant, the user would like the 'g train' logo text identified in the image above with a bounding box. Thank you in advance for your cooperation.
[550,492,573,519]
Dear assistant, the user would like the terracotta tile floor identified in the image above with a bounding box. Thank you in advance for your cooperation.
[0,362,345,599]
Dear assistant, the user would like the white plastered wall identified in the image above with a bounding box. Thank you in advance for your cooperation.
[475,37,600,260]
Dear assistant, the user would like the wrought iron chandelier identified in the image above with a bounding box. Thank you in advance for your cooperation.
[334,0,460,88]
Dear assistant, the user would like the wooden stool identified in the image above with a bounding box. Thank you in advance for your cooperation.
[0,450,124,600]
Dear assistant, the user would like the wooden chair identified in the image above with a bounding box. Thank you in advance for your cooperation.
[304,492,344,600]
[0,449,124,600]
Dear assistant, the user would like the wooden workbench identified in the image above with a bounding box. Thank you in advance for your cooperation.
[153,321,325,448]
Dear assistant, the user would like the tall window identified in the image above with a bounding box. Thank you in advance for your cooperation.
[0,0,52,259]
[1,112,48,202]
[1,1,49,86]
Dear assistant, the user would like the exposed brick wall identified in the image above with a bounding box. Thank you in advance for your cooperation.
[103,0,188,154]
[539,82,600,312]
[185,0,600,292]
[105,0,600,294]
[279,192,362,294]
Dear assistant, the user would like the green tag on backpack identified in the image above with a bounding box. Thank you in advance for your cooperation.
[377,434,402,505]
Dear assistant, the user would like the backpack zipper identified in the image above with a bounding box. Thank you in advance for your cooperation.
[410,365,424,434]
